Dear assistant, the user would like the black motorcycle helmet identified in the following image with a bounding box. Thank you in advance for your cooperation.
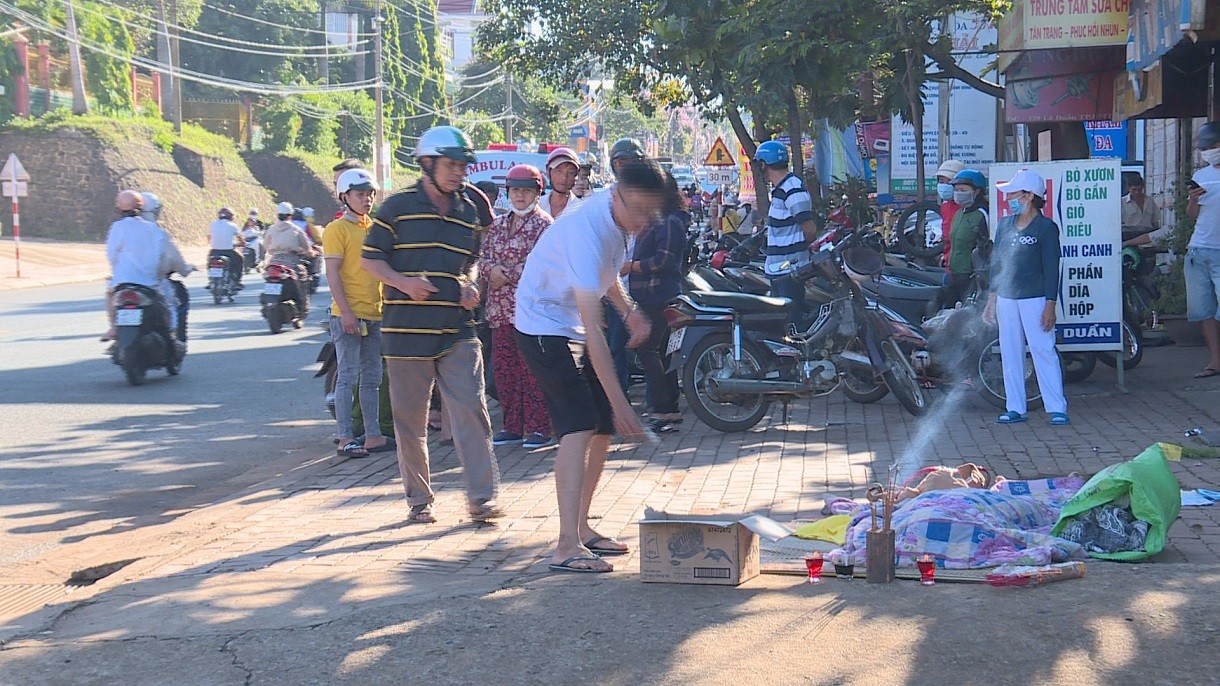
[610,138,646,165]
[1197,121,1220,150]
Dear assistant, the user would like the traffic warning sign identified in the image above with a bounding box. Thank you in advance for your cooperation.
[704,137,735,167]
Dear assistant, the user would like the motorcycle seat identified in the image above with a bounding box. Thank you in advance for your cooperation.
[686,290,791,313]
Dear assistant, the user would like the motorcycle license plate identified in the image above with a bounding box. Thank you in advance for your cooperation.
[263,283,283,295]
[115,308,143,326]
[665,328,686,356]
[208,268,224,278]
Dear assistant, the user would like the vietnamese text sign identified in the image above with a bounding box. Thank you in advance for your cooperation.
[1084,120,1127,158]
[891,13,998,194]
[1023,0,1129,49]
[737,144,756,205]
[989,160,1122,351]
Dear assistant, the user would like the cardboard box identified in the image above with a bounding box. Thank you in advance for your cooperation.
[638,511,791,586]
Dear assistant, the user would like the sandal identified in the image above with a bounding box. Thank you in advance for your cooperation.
[1195,367,1219,379]
[996,411,1027,425]
[408,503,436,524]
[469,500,504,522]
[1049,412,1071,426]
[337,441,370,458]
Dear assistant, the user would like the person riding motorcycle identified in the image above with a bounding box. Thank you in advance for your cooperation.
[263,201,316,310]
[208,207,246,289]
[242,209,265,265]
[103,191,178,343]
[140,192,194,341]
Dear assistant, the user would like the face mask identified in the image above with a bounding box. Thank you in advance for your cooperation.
[1203,148,1220,166]
[510,201,538,217]
[1008,197,1027,215]
[953,189,976,206]
[937,183,954,201]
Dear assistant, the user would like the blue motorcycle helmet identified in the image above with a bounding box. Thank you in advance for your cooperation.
[753,140,789,167]
[950,169,987,189]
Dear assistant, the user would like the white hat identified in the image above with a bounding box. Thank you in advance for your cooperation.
[935,160,965,179]
[996,168,1047,198]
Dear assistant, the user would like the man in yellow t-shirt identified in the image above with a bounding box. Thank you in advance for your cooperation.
[324,168,390,458]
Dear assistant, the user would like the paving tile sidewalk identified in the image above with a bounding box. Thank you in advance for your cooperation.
[117,342,1220,591]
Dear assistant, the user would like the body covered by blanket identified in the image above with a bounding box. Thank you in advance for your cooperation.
[835,476,1087,569]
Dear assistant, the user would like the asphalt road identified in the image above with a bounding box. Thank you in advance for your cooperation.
[0,275,338,574]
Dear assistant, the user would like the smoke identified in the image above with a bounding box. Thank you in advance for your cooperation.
[892,384,970,485]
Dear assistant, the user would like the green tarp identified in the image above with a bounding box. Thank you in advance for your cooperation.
[1052,444,1182,561]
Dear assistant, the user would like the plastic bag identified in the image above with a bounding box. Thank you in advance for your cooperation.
[1051,444,1181,561]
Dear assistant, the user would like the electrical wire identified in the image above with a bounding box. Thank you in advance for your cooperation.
[0,1,377,95]
[201,1,376,37]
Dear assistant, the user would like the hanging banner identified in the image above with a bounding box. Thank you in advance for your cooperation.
[989,160,1123,352]
[891,13,998,194]
[737,143,756,204]
[1005,47,1122,123]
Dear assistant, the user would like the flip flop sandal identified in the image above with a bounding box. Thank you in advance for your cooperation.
[1195,368,1219,379]
[646,418,680,433]
[1049,413,1071,426]
[548,555,612,573]
[584,536,630,556]
[996,411,1028,425]
[408,503,437,524]
[337,441,370,458]
[366,438,397,453]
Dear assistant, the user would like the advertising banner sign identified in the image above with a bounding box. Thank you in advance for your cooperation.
[891,13,998,193]
[1005,48,1121,122]
[1084,120,1128,158]
[737,143,757,204]
[989,160,1122,352]
[1022,0,1129,49]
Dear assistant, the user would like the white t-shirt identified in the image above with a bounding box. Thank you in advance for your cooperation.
[209,219,240,250]
[106,216,168,288]
[538,191,582,219]
[1191,164,1220,250]
[515,191,627,340]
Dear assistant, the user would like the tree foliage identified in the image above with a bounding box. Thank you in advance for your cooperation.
[456,60,566,142]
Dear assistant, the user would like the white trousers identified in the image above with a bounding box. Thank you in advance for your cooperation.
[996,296,1067,415]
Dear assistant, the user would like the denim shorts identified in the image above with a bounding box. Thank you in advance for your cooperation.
[1185,246,1220,322]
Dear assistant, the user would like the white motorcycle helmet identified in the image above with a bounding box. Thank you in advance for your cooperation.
[336,168,377,194]
[139,192,163,222]
[276,201,294,218]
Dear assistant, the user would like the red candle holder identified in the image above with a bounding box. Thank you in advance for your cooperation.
[804,552,824,584]
[916,555,936,586]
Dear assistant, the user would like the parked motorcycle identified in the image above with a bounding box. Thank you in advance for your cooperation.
[665,230,928,432]
[1096,241,1159,370]
[207,254,237,305]
[110,283,184,385]
[260,262,309,333]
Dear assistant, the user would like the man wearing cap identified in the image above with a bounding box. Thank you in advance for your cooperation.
[1186,121,1220,379]
[540,147,582,219]
[936,159,966,268]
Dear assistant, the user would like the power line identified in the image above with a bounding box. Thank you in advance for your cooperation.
[201,1,376,37]
[0,1,377,95]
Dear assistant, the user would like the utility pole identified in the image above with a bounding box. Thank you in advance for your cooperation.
[319,1,330,84]
[937,14,951,166]
[505,72,514,142]
[373,0,386,190]
[65,0,88,114]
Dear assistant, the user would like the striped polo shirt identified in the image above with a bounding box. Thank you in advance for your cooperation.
[363,181,489,360]
[763,173,816,276]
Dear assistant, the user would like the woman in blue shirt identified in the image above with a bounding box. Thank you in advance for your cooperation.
[982,169,1069,426]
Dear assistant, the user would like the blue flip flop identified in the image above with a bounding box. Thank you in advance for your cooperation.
[1049,412,1071,426]
[996,411,1028,424]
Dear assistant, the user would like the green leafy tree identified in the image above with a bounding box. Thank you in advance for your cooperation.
[452,110,506,149]
[179,0,324,94]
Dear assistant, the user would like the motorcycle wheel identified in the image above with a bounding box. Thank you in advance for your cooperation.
[840,337,889,404]
[1097,320,1143,369]
[1061,351,1096,384]
[324,366,337,419]
[878,338,928,416]
[266,307,284,334]
[975,336,1045,410]
[682,333,771,433]
[895,200,943,258]
[121,349,146,386]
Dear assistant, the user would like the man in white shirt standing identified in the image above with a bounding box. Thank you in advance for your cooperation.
[208,207,245,290]
[1185,122,1220,379]
[515,158,665,574]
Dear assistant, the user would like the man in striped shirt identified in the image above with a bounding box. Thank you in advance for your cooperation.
[360,126,503,525]
[755,140,819,327]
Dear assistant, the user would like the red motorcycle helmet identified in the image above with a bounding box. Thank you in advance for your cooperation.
[710,249,729,270]
[505,164,545,193]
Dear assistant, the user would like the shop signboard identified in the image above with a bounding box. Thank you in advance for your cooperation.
[736,143,756,204]
[1084,120,1127,158]
[1005,48,1121,123]
[989,160,1122,352]
[1021,0,1129,49]
[891,13,997,193]
[1126,0,1190,72]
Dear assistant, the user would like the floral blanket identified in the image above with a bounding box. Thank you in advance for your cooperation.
[834,476,1088,569]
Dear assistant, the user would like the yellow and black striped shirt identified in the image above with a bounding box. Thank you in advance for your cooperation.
[363,182,491,360]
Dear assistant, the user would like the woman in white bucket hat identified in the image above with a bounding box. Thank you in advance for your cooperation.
[982,168,1069,426]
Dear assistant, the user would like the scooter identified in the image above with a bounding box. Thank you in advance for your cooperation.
[111,283,184,385]
[260,262,309,334]
[207,254,237,305]
[665,229,928,432]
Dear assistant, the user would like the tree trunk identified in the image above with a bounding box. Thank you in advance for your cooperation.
[785,88,804,181]
[906,45,926,201]
[725,104,756,157]
[751,112,770,220]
